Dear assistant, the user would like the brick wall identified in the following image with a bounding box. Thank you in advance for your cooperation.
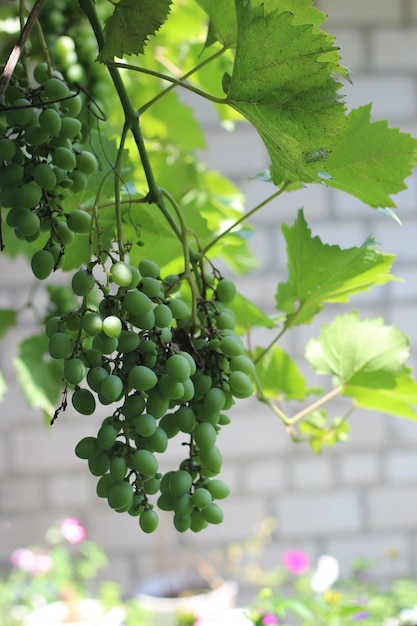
[1,0,416,603]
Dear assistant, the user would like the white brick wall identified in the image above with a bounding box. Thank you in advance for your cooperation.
[0,0,417,605]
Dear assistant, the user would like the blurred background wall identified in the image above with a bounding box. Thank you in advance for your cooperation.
[1,0,417,603]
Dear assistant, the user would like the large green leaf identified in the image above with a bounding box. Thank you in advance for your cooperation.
[225,1,346,182]
[98,0,172,62]
[229,292,277,335]
[276,210,397,325]
[305,312,417,419]
[14,334,64,421]
[322,105,417,208]
[254,344,310,401]
[196,0,237,48]
[0,308,17,338]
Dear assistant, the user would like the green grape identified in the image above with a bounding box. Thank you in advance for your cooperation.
[199,446,222,475]
[108,481,134,511]
[132,449,158,476]
[168,298,191,320]
[45,316,62,338]
[143,476,161,495]
[33,62,50,85]
[44,77,70,100]
[1,185,19,208]
[230,354,255,375]
[219,335,244,358]
[178,351,197,376]
[66,209,92,234]
[18,182,42,208]
[159,414,179,438]
[69,170,87,193]
[75,436,99,459]
[54,220,75,245]
[100,374,124,402]
[191,487,212,510]
[169,470,192,496]
[84,348,103,367]
[87,366,109,393]
[117,330,140,353]
[62,93,83,117]
[17,210,40,237]
[146,393,169,419]
[165,354,190,383]
[121,393,146,419]
[134,412,157,437]
[76,151,98,175]
[72,387,96,415]
[97,424,118,451]
[139,259,160,278]
[96,473,114,498]
[206,479,230,500]
[128,365,158,392]
[102,315,122,338]
[215,278,236,304]
[123,289,153,317]
[229,371,254,398]
[216,311,236,330]
[33,162,57,190]
[174,406,196,433]
[194,422,217,451]
[88,452,110,476]
[39,107,62,136]
[48,332,72,359]
[174,514,191,533]
[147,426,168,453]
[59,117,82,139]
[193,373,212,399]
[173,492,193,519]
[71,269,95,297]
[139,509,159,533]
[93,334,118,355]
[25,125,50,146]
[190,510,208,532]
[201,387,226,415]
[140,277,162,298]
[201,502,224,524]
[110,456,127,481]
[180,378,195,402]
[82,312,103,335]
[0,137,16,162]
[127,266,141,289]
[154,304,172,328]
[110,261,132,287]
[157,374,184,400]
[130,309,155,331]
[6,98,33,126]
[64,357,86,385]
[0,163,24,186]
[52,146,76,171]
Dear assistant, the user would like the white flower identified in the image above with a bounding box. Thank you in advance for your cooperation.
[311,555,340,593]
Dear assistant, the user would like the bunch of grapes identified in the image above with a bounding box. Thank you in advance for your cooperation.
[0,63,97,277]
[47,258,254,533]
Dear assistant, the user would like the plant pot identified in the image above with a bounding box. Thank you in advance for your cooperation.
[135,569,238,626]
[25,599,125,626]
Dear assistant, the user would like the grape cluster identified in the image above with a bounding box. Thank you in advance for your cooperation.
[0,63,96,277]
[47,259,254,533]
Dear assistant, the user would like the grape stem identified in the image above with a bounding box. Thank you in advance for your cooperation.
[0,0,46,102]
[114,122,129,260]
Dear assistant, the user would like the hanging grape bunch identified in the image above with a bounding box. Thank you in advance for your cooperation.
[0,62,96,274]
[46,257,254,533]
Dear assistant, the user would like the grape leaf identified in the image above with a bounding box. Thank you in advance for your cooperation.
[306,312,409,383]
[228,292,277,335]
[196,0,237,48]
[254,344,311,401]
[322,105,417,208]
[98,0,172,62]
[0,308,17,338]
[276,210,398,325]
[14,334,64,421]
[225,1,346,182]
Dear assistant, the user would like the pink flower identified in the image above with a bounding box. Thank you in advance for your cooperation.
[60,517,87,544]
[283,550,309,575]
[10,548,52,574]
[262,613,279,624]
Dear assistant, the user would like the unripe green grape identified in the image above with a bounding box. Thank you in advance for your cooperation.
[229,371,253,398]
[201,502,224,524]
[192,487,212,510]
[1,185,19,208]
[159,414,179,439]
[215,278,236,304]
[173,492,193,519]
[110,261,132,287]
[44,77,70,100]
[88,452,110,476]
[108,481,133,510]
[0,163,24,186]
[146,393,169,419]
[110,456,127,481]
[178,351,197,376]
[128,365,158,392]
[121,393,146,419]
[100,374,124,402]
[169,470,192,496]
[168,298,191,320]
[72,387,96,415]
[219,335,244,358]
[82,312,103,335]
[97,424,118,451]
[147,426,168,453]
[131,309,155,331]
[52,146,76,171]
[76,151,98,175]
[54,220,75,245]
[71,269,95,297]
[67,209,91,235]
[126,266,140,289]
[6,98,33,126]
[117,330,140,353]
[199,446,223,475]
[39,107,62,136]
[96,473,114,498]
[174,406,196,433]
[45,315,62,338]
[230,354,255,375]
[0,137,16,162]
[206,479,230,500]
[59,117,82,139]
[87,366,109,393]
[128,494,145,517]
[64,357,86,385]
[123,289,153,316]
[174,514,191,533]
[190,510,208,533]
[154,303,172,328]
[194,422,217,451]
[25,125,50,146]
[139,509,159,533]
[33,62,50,85]
[201,387,226,415]
[140,277,162,298]
[48,331,72,358]
[102,315,122,338]
[62,93,82,117]
[92,334,118,355]
[134,413,157,437]
[33,162,57,190]
[193,374,212,399]
[143,476,161,495]
[166,354,190,383]
[180,378,195,402]
[69,170,87,193]
[138,259,160,278]
[132,449,158,476]
[216,311,236,330]
[157,374,184,400]
[17,210,40,237]
[75,436,99,459]
[18,182,42,208]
